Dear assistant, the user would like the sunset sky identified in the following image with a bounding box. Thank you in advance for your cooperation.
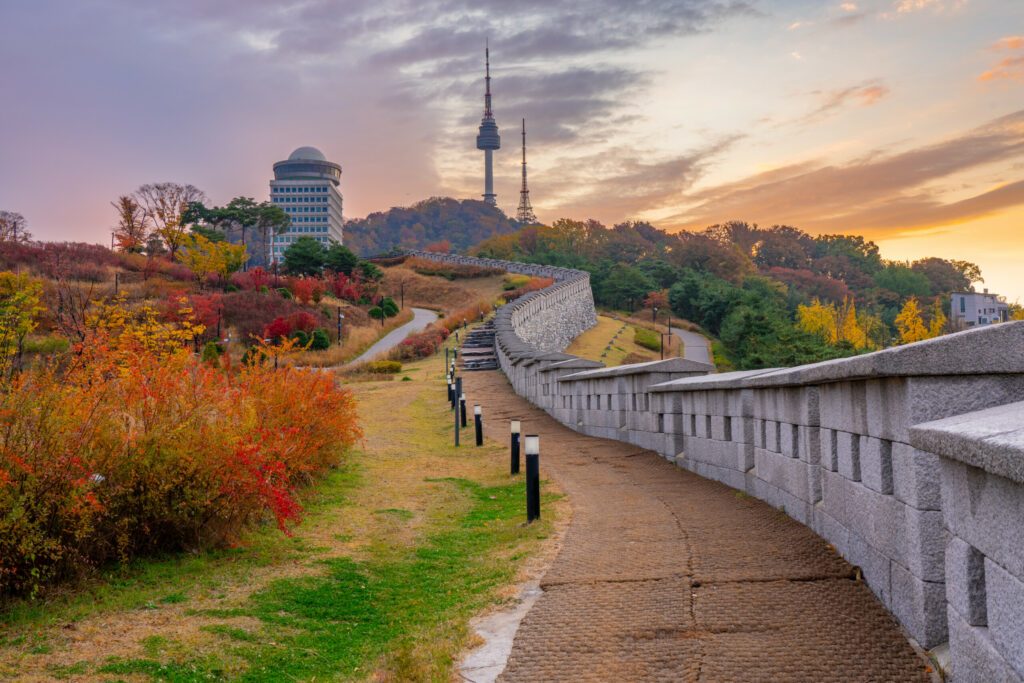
[1,0,1021,299]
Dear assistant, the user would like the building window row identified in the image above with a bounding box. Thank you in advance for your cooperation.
[274,195,328,204]
[291,216,327,223]
[277,185,328,193]
[285,206,328,213]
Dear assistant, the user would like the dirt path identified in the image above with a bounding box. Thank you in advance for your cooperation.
[463,369,933,682]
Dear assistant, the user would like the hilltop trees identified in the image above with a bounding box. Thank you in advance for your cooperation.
[0,211,31,243]
[342,197,520,255]
[183,197,290,268]
[475,218,984,368]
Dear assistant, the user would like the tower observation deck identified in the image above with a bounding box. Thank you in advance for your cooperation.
[475,45,500,206]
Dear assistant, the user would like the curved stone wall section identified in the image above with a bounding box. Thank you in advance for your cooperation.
[406,250,1024,680]
[404,250,597,352]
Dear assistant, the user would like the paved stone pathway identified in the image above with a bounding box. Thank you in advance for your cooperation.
[464,369,932,683]
[348,306,435,364]
[672,325,713,366]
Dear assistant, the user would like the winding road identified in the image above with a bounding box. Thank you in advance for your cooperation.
[348,306,437,365]
[672,325,713,366]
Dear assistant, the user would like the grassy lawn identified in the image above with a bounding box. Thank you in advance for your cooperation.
[0,350,556,681]
[567,314,681,366]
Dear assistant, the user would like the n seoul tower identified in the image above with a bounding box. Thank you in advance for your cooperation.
[475,44,500,206]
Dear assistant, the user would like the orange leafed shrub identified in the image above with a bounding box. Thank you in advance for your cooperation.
[439,300,494,333]
[0,301,360,596]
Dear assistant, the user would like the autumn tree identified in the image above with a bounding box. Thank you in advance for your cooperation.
[797,299,838,344]
[134,183,206,258]
[177,234,247,287]
[184,197,289,268]
[894,297,930,344]
[928,298,947,337]
[0,272,44,379]
[111,195,150,253]
[643,290,670,322]
[0,211,31,243]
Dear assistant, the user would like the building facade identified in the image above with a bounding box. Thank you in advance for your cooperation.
[269,146,343,264]
[951,289,1009,327]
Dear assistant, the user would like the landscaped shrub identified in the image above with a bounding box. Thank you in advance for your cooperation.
[366,360,402,373]
[380,296,399,317]
[310,328,330,350]
[633,326,661,352]
[200,340,223,363]
[0,303,360,597]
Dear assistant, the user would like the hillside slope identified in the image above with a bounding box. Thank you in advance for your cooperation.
[343,197,520,256]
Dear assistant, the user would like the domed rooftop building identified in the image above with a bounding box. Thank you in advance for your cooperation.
[267,146,344,265]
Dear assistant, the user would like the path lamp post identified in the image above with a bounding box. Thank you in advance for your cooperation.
[474,405,483,446]
[445,347,449,369]
[400,280,405,310]
[652,305,659,325]
[336,308,344,345]
[525,435,540,522]
[114,272,119,295]
[510,420,521,474]
[460,393,468,427]
[447,374,453,404]
[454,377,464,446]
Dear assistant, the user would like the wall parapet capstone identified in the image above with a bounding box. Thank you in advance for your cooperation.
[406,250,1024,680]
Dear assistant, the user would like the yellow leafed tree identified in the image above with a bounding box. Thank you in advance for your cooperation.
[177,234,247,285]
[895,297,930,344]
[928,298,947,337]
[796,298,838,343]
[838,297,871,350]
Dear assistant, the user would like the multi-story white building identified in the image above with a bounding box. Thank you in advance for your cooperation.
[269,146,343,264]
[951,289,1009,327]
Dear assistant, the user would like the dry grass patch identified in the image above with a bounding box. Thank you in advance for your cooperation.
[567,314,682,366]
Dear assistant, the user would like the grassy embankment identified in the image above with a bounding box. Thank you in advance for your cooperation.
[0,338,556,681]
[567,314,683,366]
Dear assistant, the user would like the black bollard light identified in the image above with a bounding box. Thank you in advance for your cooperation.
[510,419,521,475]
[445,347,449,369]
[454,396,460,447]
[525,435,540,522]
[474,405,483,446]
[446,374,453,404]
[460,393,468,427]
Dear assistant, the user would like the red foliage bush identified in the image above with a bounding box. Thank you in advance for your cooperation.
[221,291,327,344]
[328,272,365,302]
[405,256,503,280]
[287,277,315,304]
[0,325,360,596]
[388,325,449,361]
[230,267,273,291]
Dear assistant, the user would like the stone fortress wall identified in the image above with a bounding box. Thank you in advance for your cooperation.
[406,250,1024,681]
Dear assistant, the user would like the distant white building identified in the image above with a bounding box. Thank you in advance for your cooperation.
[269,146,344,264]
[951,290,1009,327]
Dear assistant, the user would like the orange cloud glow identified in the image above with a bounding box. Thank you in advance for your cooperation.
[979,37,1024,82]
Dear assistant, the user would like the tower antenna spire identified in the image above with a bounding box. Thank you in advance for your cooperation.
[516,118,537,224]
[484,40,492,117]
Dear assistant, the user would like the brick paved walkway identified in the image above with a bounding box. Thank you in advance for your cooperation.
[464,370,932,683]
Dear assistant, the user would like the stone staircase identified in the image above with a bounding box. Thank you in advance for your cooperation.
[459,321,498,371]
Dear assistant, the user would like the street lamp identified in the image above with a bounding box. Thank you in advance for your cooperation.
[652,305,659,324]
[336,307,345,345]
